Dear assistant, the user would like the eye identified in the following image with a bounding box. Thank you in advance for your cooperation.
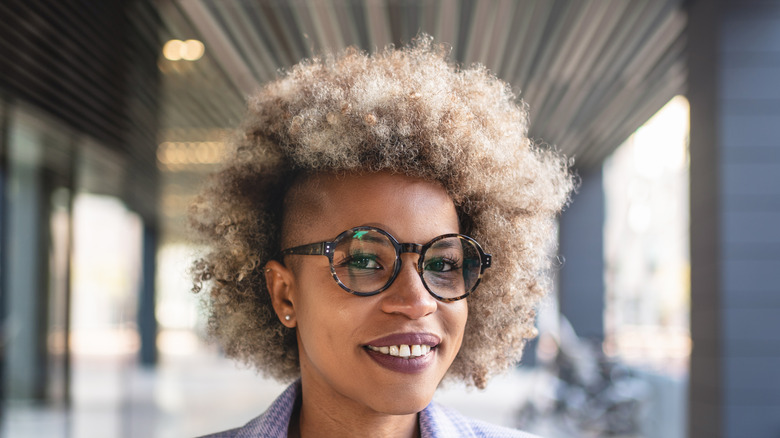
[337,252,383,270]
[424,257,461,273]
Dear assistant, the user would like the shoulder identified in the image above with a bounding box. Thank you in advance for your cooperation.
[196,380,301,438]
[421,402,541,438]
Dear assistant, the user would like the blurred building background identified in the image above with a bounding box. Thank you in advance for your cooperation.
[0,0,777,437]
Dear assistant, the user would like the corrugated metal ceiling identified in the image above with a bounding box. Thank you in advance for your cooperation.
[156,0,686,171]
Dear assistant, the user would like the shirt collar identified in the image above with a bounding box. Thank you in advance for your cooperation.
[235,379,454,438]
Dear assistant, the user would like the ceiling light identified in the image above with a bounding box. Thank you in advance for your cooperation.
[163,39,205,61]
[182,39,205,61]
[163,39,184,61]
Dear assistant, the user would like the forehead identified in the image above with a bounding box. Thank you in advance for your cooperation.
[282,172,459,246]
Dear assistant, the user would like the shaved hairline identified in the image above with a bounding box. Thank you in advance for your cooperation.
[280,173,327,251]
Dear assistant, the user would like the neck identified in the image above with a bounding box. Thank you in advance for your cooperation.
[291,378,421,438]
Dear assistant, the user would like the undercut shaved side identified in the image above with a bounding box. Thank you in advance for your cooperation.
[190,36,575,388]
[280,174,326,251]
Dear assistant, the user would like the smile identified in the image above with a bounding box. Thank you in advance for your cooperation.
[366,344,433,358]
[362,333,441,373]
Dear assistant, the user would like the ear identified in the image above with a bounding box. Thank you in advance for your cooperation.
[265,260,297,328]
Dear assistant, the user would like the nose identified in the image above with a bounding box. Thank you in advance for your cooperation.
[379,253,438,319]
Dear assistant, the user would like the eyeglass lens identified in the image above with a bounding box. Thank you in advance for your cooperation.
[331,229,481,298]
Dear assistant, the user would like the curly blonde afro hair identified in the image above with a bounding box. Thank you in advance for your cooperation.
[190,36,574,389]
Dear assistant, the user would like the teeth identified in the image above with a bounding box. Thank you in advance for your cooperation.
[367,344,434,359]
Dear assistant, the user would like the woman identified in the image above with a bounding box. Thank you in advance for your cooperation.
[191,36,573,438]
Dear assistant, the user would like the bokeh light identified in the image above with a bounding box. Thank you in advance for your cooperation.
[163,39,205,61]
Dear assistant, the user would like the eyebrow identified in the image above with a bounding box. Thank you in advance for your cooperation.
[428,238,460,249]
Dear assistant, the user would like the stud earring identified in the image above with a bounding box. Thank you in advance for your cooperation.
[284,315,291,321]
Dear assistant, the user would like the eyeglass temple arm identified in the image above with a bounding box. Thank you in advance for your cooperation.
[281,241,330,256]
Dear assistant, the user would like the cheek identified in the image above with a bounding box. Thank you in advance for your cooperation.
[442,301,469,356]
[293,270,362,349]
[295,297,345,370]
[452,302,468,341]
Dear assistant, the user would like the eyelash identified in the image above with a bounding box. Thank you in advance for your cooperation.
[425,255,462,271]
[335,252,382,268]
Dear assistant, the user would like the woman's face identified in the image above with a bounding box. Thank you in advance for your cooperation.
[280,172,468,416]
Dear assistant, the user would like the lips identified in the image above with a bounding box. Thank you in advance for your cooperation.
[363,332,440,374]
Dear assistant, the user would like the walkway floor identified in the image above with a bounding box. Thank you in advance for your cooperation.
[2,348,545,438]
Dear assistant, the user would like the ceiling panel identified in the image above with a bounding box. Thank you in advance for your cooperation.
[156,0,686,171]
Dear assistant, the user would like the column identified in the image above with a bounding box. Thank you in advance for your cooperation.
[558,169,605,341]
[688,1,780,436]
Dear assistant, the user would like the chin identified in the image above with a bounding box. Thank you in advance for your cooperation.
[364,384,437,415]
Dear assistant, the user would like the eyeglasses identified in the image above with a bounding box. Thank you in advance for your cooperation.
[280,226,491,302]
